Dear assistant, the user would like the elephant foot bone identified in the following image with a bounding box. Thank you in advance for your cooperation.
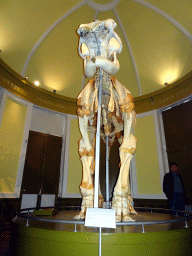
[129,204,137,215]
[74,211,85,220]
[122,215,135,222]
[74,187,94,220]
[115,214,135,222]
[112,196,135,222]
[115,214,122,222]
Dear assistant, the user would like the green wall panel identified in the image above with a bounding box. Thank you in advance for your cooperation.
[0,97,27,193]
[67,118,82,194]
[134,115,162,195]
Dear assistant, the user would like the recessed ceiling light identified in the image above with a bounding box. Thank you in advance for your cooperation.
[34,80,40,86]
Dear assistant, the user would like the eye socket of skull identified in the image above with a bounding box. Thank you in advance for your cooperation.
[108,37,121,57]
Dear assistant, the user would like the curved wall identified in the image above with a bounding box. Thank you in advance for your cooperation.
[0,58,192,200]
[0,97,28,194]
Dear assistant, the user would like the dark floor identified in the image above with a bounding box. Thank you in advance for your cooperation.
[0,228,11,256]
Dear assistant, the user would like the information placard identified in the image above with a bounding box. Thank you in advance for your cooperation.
[85,208,116,229]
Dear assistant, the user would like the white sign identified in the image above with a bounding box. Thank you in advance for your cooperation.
[85,208,116,229]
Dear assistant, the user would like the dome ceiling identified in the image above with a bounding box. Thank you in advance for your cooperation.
[1,0,192,100]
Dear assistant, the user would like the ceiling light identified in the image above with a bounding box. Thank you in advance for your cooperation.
[159,66,181,86]
[34,80,40,86]
[150,96,155,104]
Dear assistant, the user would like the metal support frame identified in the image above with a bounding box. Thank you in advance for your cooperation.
[94,68,103,208]
[106,136,110,203]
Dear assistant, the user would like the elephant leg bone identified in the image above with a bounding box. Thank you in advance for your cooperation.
[74,115,94,219]
[112,152,135,222]
[112,112,136,222]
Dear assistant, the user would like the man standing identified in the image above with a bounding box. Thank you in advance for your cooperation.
[163,162,186,216]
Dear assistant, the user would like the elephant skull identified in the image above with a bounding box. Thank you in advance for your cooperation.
[77,19,122,77]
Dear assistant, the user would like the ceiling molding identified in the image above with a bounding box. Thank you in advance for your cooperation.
[113,8,142,96]
[1,58,192,115]
[134,0,192,42]
[21,1,85,77]
[84,0,121,12]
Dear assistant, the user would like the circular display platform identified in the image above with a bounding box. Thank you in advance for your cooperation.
[10,209,192,256]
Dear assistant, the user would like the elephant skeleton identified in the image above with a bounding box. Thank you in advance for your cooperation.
[75,19,137,222]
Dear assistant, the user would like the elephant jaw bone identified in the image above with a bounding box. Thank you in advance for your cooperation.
[84,53,120,78]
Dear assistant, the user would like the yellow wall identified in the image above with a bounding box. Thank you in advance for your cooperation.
[67,118,82,194]
[134,115,162,195]
[0,97,27,193]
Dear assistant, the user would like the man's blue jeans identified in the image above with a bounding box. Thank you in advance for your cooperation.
[169,192,185,216]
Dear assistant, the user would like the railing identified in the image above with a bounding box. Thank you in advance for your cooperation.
[13,206,192,234]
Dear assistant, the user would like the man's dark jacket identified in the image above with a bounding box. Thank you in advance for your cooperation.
[163,172,186,200]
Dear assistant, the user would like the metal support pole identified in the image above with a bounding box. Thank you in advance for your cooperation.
[74,223,77,232]
[106,135,109,203]
[94,68,103,208]
[99,227,102,256]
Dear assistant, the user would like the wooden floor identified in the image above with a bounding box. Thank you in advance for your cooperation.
[15,210,192,234]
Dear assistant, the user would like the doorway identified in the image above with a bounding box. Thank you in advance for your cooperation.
[162,100,192,203]
[21,131,63,199]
